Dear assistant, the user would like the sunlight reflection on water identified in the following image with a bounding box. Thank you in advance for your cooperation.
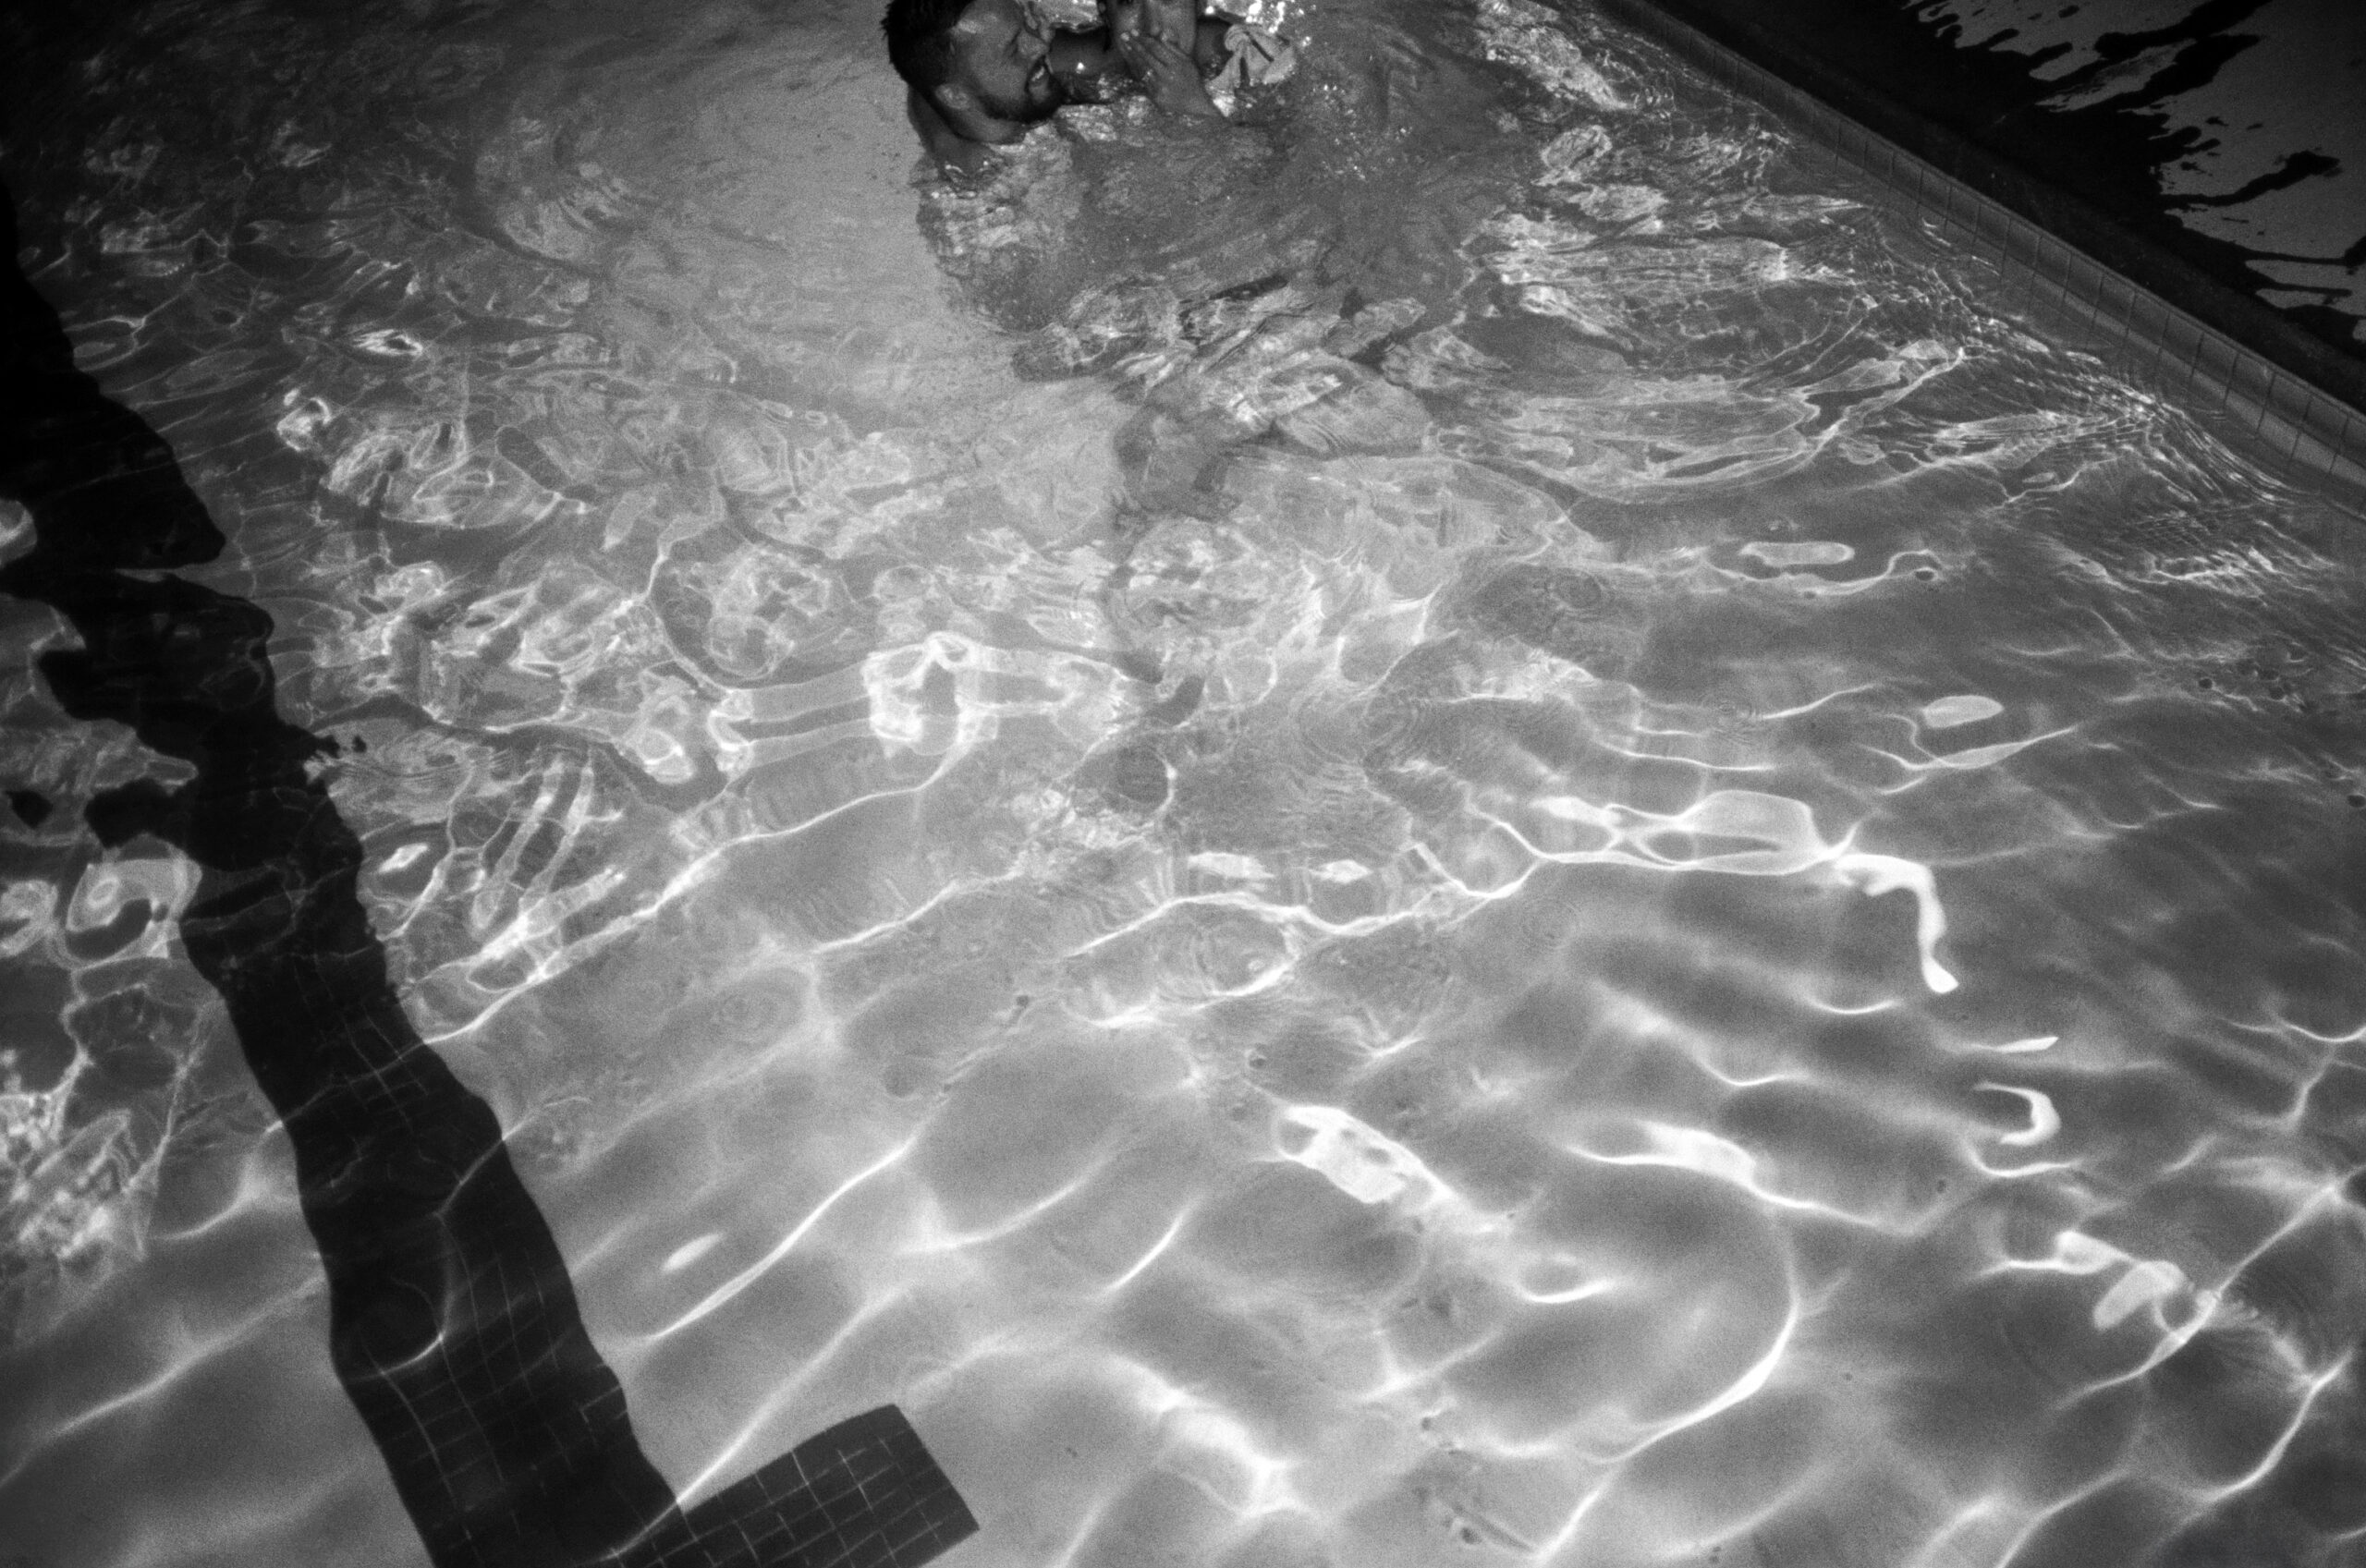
[4,0,2366,1563]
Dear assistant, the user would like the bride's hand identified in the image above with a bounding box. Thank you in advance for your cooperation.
[1111,0,1192,50]
[1140,0,1197,50]
[1116,27,1221,117]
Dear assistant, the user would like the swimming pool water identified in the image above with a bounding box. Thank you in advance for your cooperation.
[4,0,2366,1564]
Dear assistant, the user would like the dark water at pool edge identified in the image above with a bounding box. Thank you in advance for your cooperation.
[0,182,977,1568]
[1598,0,2365,446]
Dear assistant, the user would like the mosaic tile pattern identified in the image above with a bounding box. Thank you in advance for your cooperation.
[657,1406,979,1568]
[0,189,977,1568]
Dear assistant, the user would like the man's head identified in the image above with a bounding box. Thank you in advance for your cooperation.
[884,0,1066,141]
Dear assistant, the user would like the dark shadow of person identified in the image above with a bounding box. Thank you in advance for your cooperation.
[0,180,976,1568]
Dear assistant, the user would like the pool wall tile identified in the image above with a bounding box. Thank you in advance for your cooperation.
[1598,0,2366,502]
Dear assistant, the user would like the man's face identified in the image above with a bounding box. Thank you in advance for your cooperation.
[945,0,1064,124]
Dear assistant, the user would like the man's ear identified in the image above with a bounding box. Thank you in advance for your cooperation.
[932,81,979,116]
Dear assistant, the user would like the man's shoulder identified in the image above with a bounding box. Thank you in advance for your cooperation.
[907,83,1004,174]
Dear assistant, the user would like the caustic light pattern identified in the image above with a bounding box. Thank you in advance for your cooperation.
[3,0,2366,1566]
[0,167,977,1568]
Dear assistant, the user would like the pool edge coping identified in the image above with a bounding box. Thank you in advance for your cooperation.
[1590,0,2366,506]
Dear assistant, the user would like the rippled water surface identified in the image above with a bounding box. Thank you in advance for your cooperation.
[6,0,2366,1563]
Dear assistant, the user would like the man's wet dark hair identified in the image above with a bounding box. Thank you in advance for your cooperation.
[883,0,979,93]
